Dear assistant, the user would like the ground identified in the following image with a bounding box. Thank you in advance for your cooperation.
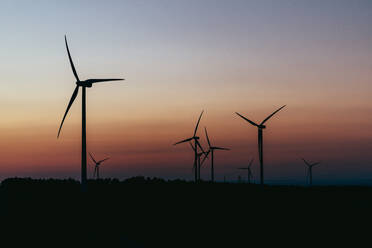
[0,177,370,247]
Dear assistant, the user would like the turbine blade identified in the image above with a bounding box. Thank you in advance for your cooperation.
[196,140,205,153]
[64,35,80,81]
[204,127,211,147]
[89,152,97,164]
[302,158,310,166]
[235,112,259,127]
[189,141,196,151]
[311,162,320,167]
[260,105,286,125]
[193,110,204,136]
[86,78,124,84]
[200,150,210,165]
[249,158,254,167]
[99,157,110,163]
[213,147,230,150]
[174,137,193,145]
[57,86,79,138]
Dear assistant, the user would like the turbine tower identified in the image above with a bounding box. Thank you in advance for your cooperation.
[189,142,208,182]
[197,151,208,181]
[235,105,286,185]
[89,153,110,180]
[58,36,124,191]
[302,158,320,186]
[174,111,204,182]
[204,127,230,182]
[238,158,254,184]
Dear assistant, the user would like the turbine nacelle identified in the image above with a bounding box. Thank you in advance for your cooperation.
[258,125,266,129]
[76,81,92,88]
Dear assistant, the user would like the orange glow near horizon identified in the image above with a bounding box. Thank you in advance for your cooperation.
[1,99,372,183]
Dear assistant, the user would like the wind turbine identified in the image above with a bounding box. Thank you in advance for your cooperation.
[302,158,320,186]
[235,105,286,185]
[203,127,230,182]
[89,153,110,180]
[238,158,254,184]
[57,35,124,191]
[174,111,204,182]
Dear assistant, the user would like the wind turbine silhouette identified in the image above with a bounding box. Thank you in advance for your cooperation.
[302,158,320,186]
[238,158,254,184]
[57,35,124,191]
[89,153,110,180]
[174,111,204,182]
[203,127,230,182]
[235,105,286,185]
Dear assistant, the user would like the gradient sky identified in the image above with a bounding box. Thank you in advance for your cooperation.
[0,0,372,184]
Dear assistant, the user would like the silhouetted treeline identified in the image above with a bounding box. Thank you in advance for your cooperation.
[0,177,371,247]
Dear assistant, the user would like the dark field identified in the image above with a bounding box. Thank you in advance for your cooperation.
[0,177,371,247]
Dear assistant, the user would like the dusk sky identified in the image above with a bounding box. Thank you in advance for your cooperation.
[1,0,372,184]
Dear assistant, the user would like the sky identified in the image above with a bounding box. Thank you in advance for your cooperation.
[0,0,372,185]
